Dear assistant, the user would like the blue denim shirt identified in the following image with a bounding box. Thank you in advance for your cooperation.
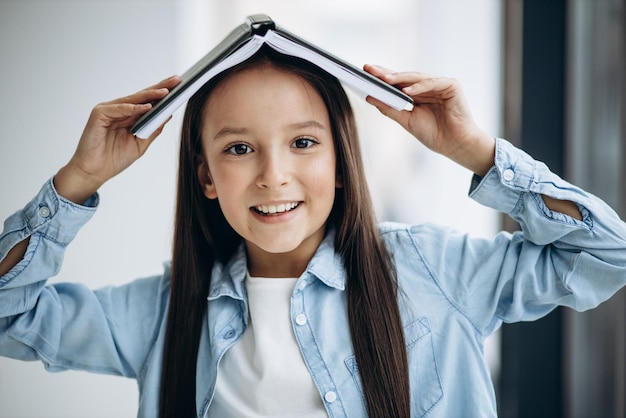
[1,139,625,417]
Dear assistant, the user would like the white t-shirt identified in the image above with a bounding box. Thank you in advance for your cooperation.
[207,275,328,417]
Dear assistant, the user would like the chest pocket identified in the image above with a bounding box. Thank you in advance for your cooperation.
[345,316,443,417]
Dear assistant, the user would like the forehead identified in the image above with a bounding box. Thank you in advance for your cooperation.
[201,64,331,133]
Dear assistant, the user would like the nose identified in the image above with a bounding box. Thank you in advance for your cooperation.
[256,149,291,190]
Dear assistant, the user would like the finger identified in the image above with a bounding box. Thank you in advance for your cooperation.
[364,64,411,88]
[385,72,435,92]
[364,65,431,92]
[363,64,396,79]
[93,102,152,120]
[143,115,173,142]
[106,86,170,107]
[88,103,154,132]
[388,73,458,100]
[134,115,173,156]
[108,75,180,105]
[141,75,181,92]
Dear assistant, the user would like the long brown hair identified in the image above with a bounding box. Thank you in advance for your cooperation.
[159,47,410,417]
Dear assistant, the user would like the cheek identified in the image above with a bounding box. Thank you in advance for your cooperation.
[212,169,246,202]
[310,157,338,198]
[206,155,238,190]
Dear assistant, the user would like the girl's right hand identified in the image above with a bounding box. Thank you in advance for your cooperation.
[54,75,180,204]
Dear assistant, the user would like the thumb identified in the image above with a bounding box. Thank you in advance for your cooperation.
[365,95,406,125]
[136,115,173,151]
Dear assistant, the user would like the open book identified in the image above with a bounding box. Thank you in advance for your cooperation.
[131,14,414,139]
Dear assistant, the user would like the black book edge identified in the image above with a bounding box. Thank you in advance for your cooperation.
[131,14,413,138]
[130,16,262,137]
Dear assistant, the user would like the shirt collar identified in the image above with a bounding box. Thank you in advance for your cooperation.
[304,228,345,290]
[207,245,248,302]
[207,228,346,300]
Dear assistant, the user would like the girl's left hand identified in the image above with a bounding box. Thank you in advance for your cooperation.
[364,64,495,176]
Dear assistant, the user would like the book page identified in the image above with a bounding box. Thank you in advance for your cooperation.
[263,30,413,112]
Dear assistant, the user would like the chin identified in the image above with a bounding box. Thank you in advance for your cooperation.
[248,234,309,253]
[256,242,302,254]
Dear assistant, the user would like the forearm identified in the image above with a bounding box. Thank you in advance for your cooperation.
[0,239,29,277]
[542,195,582,221]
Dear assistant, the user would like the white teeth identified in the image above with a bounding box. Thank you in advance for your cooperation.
[255,202,298,214]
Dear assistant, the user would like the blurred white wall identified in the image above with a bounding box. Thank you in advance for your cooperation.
[0,1,501,416]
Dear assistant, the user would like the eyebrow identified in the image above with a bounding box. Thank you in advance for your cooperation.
[288,121,327,131]
[214,127,249,140]
[213,120,326,141]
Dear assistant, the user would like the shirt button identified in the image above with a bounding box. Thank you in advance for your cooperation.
[502,169,515,181]
[324,391,337,403]
[295,313,307,326]
[39,206,51,218]
[297,281,307,291]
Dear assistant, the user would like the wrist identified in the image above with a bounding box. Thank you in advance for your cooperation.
[449,131,496,177]
[54,163,103,204]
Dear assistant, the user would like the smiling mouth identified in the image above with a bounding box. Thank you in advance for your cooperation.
[253,202,300,215]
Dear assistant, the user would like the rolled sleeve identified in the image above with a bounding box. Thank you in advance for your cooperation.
[452,138,626,327]
[0,179,168,379]
[0,178,98,296]
[469,138,593,244]
[21,177,97,243]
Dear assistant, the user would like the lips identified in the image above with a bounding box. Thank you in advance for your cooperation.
[253,202,300,215]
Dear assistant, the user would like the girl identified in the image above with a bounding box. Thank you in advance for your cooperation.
[1,47,625,418]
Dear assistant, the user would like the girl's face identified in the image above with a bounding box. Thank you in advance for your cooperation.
[198,65,339,277]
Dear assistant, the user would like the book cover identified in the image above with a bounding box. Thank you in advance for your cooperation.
[131,14,413,139]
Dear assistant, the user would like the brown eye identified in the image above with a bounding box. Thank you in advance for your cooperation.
[292,137,317,149]
[225,143,252,155]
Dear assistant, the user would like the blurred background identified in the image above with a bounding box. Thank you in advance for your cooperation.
[0,0,623,417]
